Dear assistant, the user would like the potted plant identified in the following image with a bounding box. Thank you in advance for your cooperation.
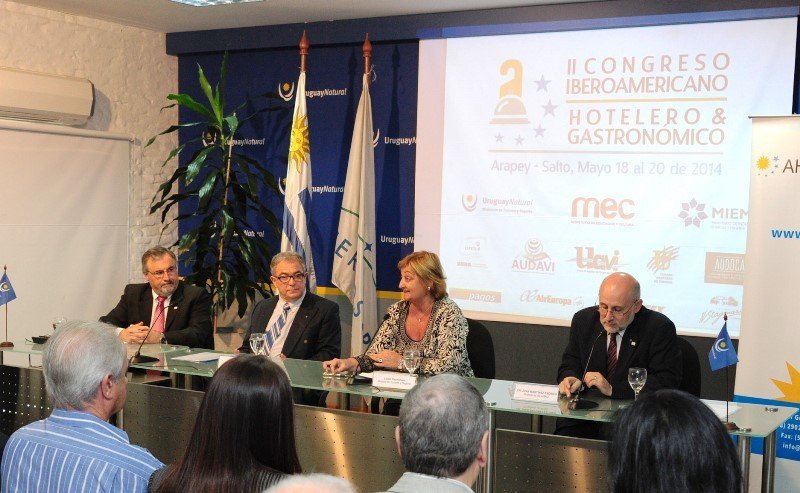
[147,54,289,321]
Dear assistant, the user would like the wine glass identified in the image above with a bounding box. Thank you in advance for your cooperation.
[628,367,647,400]
[402,349,422,375]
[249,334,266,356]
[52,317,67,331]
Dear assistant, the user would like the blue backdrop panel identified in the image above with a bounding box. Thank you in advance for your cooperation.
[177,41,418,291]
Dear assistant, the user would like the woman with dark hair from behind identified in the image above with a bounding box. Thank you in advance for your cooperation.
[150,354,302,492]
[608,389,741,493]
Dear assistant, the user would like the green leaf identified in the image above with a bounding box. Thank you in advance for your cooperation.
[197,64,223,126]
[185,145,215,185]
[167,93,214,121]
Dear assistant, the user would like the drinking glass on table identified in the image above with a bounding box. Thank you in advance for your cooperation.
[628,367,647,400]
[402,349,422,375]
[249,334,266,356]
[52,317,67,331]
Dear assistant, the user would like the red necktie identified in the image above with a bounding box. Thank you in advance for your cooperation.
[607,334,618,380]
[153,296,166,333]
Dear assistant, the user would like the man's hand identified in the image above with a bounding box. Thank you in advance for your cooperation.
[558,376,582,399]
[584,371,612,397]
[119,323,148,344]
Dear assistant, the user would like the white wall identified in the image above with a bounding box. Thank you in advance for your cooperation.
[0,0,178,282]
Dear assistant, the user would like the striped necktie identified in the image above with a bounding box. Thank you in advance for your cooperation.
[153,296,166,333]
[607,334,618,380]
[265,302,291,351]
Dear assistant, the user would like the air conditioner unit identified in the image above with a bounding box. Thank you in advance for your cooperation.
[0,67,94,126]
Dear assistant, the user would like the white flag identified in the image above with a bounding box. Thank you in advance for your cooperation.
[281,72,316,291]
[332,73,378,356]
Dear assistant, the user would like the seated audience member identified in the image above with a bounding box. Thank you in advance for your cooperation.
[264,473,357,493]
[150,354,302,492]
[555,271,682,438]
[324,251,472,377]
[1,321,163,492]
[101,246,213,349]
[608,389,741,493]
[380,374,489,492]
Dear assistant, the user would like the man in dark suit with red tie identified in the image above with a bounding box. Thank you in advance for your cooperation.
[100,246,213,349]
[555,272,682,439]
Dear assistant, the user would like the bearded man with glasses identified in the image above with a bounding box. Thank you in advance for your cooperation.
[554,272,682,439]
[101,246,213,348]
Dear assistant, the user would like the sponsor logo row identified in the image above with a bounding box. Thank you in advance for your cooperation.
[462,194,746,229]
[459,237,743,283]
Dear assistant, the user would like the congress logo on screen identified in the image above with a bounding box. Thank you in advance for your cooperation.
[571,196,635,226]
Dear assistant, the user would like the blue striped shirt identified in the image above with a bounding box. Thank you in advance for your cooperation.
[1,409,163,493]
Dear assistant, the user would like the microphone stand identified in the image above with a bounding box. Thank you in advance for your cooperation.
[130,302,166,364]
[569,330,606,410]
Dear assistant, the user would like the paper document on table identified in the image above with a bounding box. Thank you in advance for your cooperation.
[172,352,224,363]
[703,401,741,420]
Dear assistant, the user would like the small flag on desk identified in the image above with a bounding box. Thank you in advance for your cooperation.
[0,271,16,306]
[708,320,738,371]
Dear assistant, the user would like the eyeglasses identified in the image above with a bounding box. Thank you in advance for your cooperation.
[598,299,639,318]
[148,266,177,278]
[274,272,307,284]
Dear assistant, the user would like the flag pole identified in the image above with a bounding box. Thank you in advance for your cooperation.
[299,30,308,74]
[1,265,13,348]
[721,313,739,431]
[363,34,372,80]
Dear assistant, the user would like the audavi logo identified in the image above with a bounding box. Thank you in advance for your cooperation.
[571,197,635,220]
[511,239,555,273]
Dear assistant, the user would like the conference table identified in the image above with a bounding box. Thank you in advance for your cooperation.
[0,342,794,493]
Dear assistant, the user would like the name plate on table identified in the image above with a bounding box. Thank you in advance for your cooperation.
[372,371,418,390]
[511,382,560,403]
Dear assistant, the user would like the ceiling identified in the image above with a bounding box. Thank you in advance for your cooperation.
[9,0,584,33]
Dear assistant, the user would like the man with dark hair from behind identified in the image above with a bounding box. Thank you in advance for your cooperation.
[380,374,489,492]
[608,388,741,493]
[1,320,163,492]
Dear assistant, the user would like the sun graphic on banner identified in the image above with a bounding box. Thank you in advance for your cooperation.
[770,362,800,403]
[289,114,310,173]
[756,156,771,170]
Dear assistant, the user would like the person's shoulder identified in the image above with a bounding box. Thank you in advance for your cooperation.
[179,282,209,297]
[123,283,150,295]
[573,305,598,319]
[638,305,674,324]
[305,292,338,309]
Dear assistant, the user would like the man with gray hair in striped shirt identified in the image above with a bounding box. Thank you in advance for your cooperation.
[1,320,163,492]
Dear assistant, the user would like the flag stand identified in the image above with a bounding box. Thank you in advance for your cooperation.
[1,265,14,348]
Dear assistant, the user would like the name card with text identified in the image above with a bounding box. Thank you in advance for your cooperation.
[511,382,560,403]
[372,371,418,390]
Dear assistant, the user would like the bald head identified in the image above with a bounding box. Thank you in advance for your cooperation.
[599,272,640,301]
[598,272,642,334]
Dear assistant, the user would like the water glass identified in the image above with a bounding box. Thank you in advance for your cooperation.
[628,367,647,400]
[249,334,266,356]
[402,349,422,375]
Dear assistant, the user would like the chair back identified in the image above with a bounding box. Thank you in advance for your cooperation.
[676,337,701,397]
[466,318,495,379]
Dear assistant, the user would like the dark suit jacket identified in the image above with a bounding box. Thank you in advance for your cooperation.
[100,282,213,349]
[238,292,341,361]
[557,305,682,400]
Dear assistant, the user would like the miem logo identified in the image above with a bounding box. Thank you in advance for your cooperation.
[462,194,478,212]
[678,198,708,228]
[278,82,295,102]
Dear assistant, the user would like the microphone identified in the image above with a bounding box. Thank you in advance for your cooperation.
[130,301,167,364]
[346,313,389,384]
[569,329,605,410]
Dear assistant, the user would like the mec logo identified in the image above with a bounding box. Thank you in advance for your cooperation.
[571,197,635,219]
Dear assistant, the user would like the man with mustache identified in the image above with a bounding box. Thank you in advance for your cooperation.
[101,246,213,349]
